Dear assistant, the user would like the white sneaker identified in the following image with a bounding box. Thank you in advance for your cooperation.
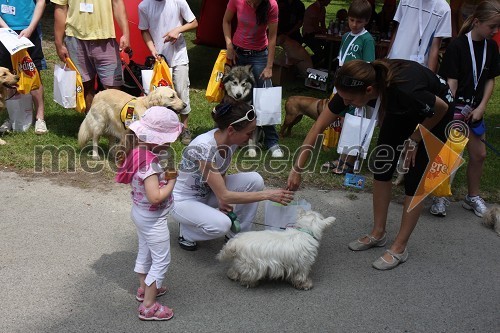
[0,119,12,133]
[34,119,47,135]
[462,195,488,217]
[247,148,257,157]
[271,148,284,158]
[430,196,449,217]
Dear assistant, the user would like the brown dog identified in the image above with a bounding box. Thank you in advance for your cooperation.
[0,67,20,145]
[280,96,329,137]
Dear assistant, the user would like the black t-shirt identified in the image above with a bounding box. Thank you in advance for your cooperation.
[438,34,500,106]
[328,60,453,120]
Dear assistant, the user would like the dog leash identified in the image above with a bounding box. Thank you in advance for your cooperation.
[5,89,18,101]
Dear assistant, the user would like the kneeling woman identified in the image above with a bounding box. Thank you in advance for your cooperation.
[288,59,454,270]
[172,101,295,251]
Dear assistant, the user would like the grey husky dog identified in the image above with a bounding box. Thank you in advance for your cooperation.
[222,65,261,156]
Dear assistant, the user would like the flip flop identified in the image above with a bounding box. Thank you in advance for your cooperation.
[332,161,354,175]
[322,159,344,170]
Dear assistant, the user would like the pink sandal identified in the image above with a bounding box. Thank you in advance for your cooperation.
[138,302,174,321]
[136,286,168,302]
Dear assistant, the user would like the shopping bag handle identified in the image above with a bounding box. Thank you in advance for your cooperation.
[262,79,273,88]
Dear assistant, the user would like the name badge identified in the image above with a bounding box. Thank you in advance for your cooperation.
[79,3,94,13]
[1,4,16,15]
[410,54,424,64]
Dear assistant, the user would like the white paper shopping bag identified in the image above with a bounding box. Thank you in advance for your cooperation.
[53,63,76,108]
[253,81,282,126]
[337,98,380,158]
[6,93,33,132]
[141,69,153,95]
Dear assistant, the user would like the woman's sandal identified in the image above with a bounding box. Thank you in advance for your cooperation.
[332,161,354,175]
[322,160,340,170]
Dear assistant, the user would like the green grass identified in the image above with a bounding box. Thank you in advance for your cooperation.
[0,1,499,203]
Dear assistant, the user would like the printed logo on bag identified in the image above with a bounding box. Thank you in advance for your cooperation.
[157,79,170,87]
[427,155,449,179]
[18,56,36,77]
[76,84,83,93]
[215,71,224,82]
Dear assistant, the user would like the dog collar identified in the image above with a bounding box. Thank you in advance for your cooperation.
[288,227,318,241]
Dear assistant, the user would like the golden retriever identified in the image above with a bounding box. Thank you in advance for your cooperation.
[0,67,20,145]
[78,86,186,159]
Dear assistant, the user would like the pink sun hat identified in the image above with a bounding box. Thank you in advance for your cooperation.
[129,106,183,144]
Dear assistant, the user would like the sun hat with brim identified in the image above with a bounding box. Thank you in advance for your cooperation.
[470,118,486,137]
[129,106,183,144]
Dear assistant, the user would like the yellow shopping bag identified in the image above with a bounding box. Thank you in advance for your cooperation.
[206,50,228,103]
[11,49,41,94]
[65,57,86,113]
[425,129,468,197]
[322,117,343,149]
[150,58,174,91]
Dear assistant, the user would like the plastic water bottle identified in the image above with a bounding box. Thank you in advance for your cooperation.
[226,211,241,233]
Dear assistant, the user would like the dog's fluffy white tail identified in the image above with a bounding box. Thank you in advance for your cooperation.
[216,240,238,262]
[77,117,92,148]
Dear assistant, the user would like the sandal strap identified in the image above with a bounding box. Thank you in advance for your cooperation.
[386,249,404,261]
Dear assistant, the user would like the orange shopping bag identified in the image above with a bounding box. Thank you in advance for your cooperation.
[205,50,228,103]
[65,57,86,113]
[11,49,41,94]
[150,58,174,91]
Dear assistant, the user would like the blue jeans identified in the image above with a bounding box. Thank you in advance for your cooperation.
[236,49,280,150]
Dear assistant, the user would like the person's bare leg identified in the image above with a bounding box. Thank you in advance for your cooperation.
[465,134,486,197]
[83,81,96,114]
[358,180,392,244]
[31,84,44,120]
[180,114,189,129]
[380,196,424,261]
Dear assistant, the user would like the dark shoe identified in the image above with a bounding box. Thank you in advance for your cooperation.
[178,236,197,251]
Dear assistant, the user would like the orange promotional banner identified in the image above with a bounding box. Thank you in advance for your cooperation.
[409,125,467,211]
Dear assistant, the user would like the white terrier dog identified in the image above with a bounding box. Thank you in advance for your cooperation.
[216,209,335,290]
[483,205,500,236]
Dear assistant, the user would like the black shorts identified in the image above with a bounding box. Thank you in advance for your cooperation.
[369,111,453,196]
[0,29,45,71]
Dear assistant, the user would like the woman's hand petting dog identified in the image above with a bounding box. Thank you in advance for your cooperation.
[267,189,295,205]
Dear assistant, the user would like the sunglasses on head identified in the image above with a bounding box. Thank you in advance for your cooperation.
[229,106,256,126]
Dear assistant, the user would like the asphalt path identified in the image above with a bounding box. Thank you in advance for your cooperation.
[1,171,499,333]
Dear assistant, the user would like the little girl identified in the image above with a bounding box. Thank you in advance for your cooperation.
[116,106,183,321]
[431,1,500,218]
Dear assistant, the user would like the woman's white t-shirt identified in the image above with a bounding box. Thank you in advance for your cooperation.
[173,129,238,202]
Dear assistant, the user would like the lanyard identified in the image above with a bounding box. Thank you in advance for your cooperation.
[466,31,487,92]
[417,0,437,55]
[338,29,367,66]
[358,97,381,149]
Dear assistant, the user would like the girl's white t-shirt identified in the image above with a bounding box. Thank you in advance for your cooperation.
[173,129,238,202]
[138,0,196,67]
